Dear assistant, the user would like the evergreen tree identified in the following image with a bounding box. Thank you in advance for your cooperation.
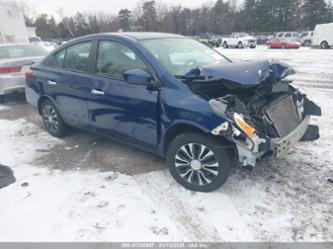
[302,0,330,29]
[118,9,132,31]
[141,1,158,31]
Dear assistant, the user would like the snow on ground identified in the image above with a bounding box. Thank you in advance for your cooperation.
[0,106,11,111]
[0,46,332,242]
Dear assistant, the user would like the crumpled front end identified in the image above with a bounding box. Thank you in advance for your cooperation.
[185,60,321,167]
[210,93,321,166]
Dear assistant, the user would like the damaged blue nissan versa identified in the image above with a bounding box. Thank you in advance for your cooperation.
[25,33,321,192]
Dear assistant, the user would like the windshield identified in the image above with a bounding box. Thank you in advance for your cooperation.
[0,45,47,59]
[140,38,230,76]
[239,33,249,38]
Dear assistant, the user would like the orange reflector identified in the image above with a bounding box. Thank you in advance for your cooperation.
[234,114,255,137]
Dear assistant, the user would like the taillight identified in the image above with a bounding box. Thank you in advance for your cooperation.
[0,66,22,74]
[25,70,33,80]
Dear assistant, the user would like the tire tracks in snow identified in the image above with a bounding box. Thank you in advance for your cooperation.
[133,171,254,242]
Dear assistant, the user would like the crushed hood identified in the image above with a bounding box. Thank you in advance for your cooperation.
[184,60,296,86]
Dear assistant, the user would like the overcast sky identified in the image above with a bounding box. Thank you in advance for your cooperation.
[22,0,242,18]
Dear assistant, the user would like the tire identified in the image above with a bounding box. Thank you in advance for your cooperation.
[167,133,231,192]
[321,41,329,49]
[268,44,273,49]
[41,99,67,137]
[281,44,286,49]
[237,42,243,49]
[223,42,228,49]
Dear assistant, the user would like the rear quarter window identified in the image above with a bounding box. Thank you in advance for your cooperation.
[54,49,66,67]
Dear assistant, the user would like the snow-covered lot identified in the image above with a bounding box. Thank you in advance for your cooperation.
[0,46,332,242]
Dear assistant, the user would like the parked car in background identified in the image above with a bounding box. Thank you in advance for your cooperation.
[0,44,47,103]
[312,23,333,49]
[28,36,42,43]
[197,33,221,47]
[222,33,256,49]
[275,32,300,42]
[256,35,274,45]
[35,41,57,52]
[28,36,57,52]
[300,31,313,46]
[266,38,300,49]
[25,33,320,192]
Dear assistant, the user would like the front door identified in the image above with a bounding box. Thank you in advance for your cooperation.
[87,40,159,150]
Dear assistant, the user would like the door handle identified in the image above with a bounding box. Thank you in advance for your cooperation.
[47,80,57,86]
[91,89,105,96]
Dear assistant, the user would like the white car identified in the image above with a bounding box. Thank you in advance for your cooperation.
[34,41,57,52]
[275,32,300,42]
[0,44,47,103]
[312,23,333,49]
[300,31,313,46]
[28,37,57,52]
[222,33,257,49]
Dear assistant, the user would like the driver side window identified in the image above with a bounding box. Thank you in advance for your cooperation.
[96,40,147,80]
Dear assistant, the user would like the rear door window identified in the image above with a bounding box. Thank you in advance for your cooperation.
[63,42,92,73]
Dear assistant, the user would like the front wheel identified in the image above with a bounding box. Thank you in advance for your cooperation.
[41,99,67,137]
[167,133,231,192]
[223,42,228,48]
[237,42,243,49]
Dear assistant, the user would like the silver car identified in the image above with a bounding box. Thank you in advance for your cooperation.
[0,44,47,103]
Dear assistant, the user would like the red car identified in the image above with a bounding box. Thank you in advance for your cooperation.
[266,38,300,49]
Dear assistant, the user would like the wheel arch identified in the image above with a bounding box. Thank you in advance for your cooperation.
[162,122,236,155]
[320,40,329,49]
[37,95,57,115]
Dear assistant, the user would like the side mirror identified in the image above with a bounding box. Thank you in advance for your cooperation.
[124,69,152,85]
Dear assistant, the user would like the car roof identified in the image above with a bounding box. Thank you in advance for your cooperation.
[83,32,185,41]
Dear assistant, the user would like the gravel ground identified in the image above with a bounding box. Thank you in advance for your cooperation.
[0,46,332,242]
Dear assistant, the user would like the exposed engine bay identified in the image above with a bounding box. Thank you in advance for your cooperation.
[182,60,322,166]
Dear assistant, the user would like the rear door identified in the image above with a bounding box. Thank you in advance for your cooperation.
[41,41,94,128]
[87,40,159,150]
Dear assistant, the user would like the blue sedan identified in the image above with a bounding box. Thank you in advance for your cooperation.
[25,32,320,192]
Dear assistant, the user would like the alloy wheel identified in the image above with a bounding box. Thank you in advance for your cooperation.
[174,143,220,186]
[42,104,59,134]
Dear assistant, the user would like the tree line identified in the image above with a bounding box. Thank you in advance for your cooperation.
[25,0,333,40]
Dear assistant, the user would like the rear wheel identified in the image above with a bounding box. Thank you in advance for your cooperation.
[41,99,67,137]
[321,41,330,49]
[281,44,286,49]
[167,133,231,192]
[223,42,228,48]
